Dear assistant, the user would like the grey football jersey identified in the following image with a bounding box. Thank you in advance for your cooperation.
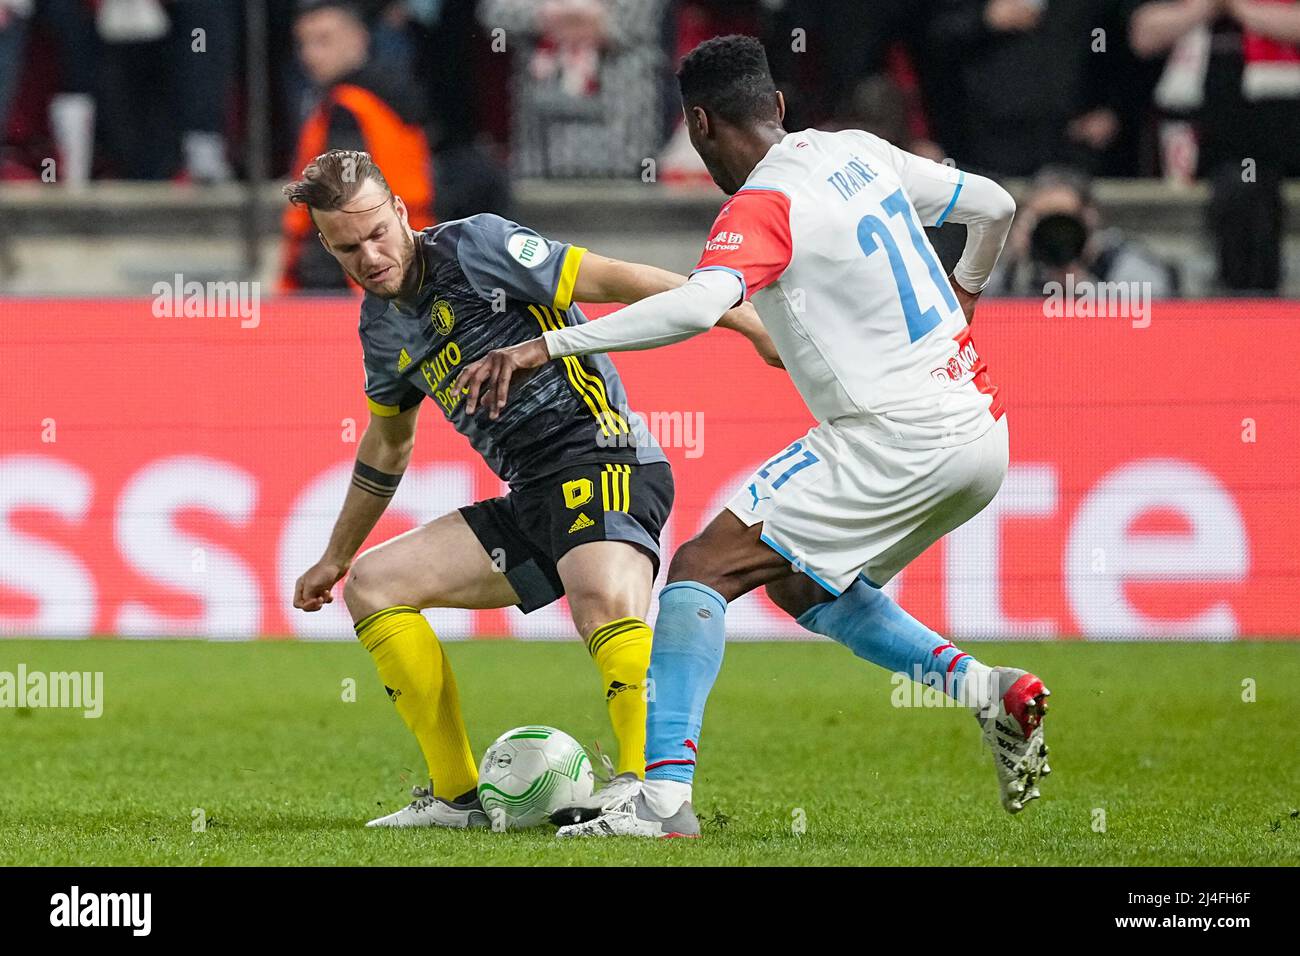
[359,215,666,488]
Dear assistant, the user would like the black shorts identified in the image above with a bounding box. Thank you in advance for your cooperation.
[459,461,674,613]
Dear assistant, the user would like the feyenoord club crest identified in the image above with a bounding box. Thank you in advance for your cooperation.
[430,298,455,335]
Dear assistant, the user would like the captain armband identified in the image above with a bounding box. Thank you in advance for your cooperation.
[351,461,403,499]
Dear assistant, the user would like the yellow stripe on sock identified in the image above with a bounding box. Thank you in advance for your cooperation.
[587,615,643,655]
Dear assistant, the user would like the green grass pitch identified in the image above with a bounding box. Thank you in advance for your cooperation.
[1,639,1297,866]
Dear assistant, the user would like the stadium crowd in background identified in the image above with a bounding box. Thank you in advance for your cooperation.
[984,165,1181,296]
[278,0,435,291]
[1128,0,1300,291]
[0,0,1296,291]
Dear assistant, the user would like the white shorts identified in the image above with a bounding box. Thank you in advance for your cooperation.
[726,416,1009,596]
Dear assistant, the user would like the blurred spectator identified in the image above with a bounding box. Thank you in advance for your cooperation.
[1131,0,1300,292]
[476,0,674,178]
[278,0,435,292]
[400,0,513,221]
[825,73,947,162]
[768,0,949,145]
[171,0,237,183]
[986,165,1180,295]
[96,0,236,181]
[928,0,1109,176]
[1,0,101,181]
[95,0,174,179]
[657,1,762,184]
[0,1,32,135]
[1085,0,1168,174]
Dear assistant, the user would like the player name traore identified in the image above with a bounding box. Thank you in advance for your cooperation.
[825,155,881,201]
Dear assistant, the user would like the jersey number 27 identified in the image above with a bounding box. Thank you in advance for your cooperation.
[856,188,959,343]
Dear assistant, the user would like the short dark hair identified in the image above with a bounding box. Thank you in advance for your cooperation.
[282,149,391,212]
[678,34,778,126]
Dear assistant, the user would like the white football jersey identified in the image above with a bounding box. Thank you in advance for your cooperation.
[692,128,1004,449]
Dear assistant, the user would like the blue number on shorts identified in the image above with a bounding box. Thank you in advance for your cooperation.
[758,442,821,490]
[856,188,958,343]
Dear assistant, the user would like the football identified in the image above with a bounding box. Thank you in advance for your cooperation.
[477,726,595,830]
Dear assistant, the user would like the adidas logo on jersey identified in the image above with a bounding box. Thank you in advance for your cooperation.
[704,229,743,252]
[568,513,595,534]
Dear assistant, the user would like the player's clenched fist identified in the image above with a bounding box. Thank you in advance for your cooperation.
[294,560,349,612]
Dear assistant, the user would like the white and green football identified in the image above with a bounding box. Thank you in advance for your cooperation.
[477,726,595,830]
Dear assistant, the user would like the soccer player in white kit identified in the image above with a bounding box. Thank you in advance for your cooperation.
[457,34,1051,838]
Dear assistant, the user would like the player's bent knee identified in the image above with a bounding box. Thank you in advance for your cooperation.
[342,553,402,623]
[666,529,783,600]
[664,539,704,583]
[665,538,730,592]
[765,575,830,620]
[566,589,637,639]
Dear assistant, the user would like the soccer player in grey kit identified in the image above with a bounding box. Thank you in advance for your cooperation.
[285,149,780,829]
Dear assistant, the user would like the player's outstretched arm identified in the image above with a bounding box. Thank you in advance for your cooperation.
[292,405,420,612]
[455,269,746,420]
[572,252,781,366]
[546,266,744,355]
[569,251,683,305]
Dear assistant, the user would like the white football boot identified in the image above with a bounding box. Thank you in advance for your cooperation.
[365,784,488,829]
[549,771,644,827]
[975,667,1052,814]
[556,786,701,839]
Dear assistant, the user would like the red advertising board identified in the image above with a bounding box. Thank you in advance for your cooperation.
[1,297,1296,640]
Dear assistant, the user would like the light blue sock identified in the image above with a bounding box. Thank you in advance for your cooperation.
[643,581,727,783]
[796,577,980,701]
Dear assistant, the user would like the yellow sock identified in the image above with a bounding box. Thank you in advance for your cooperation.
[354,606,478,800]
[586,617,652,777]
